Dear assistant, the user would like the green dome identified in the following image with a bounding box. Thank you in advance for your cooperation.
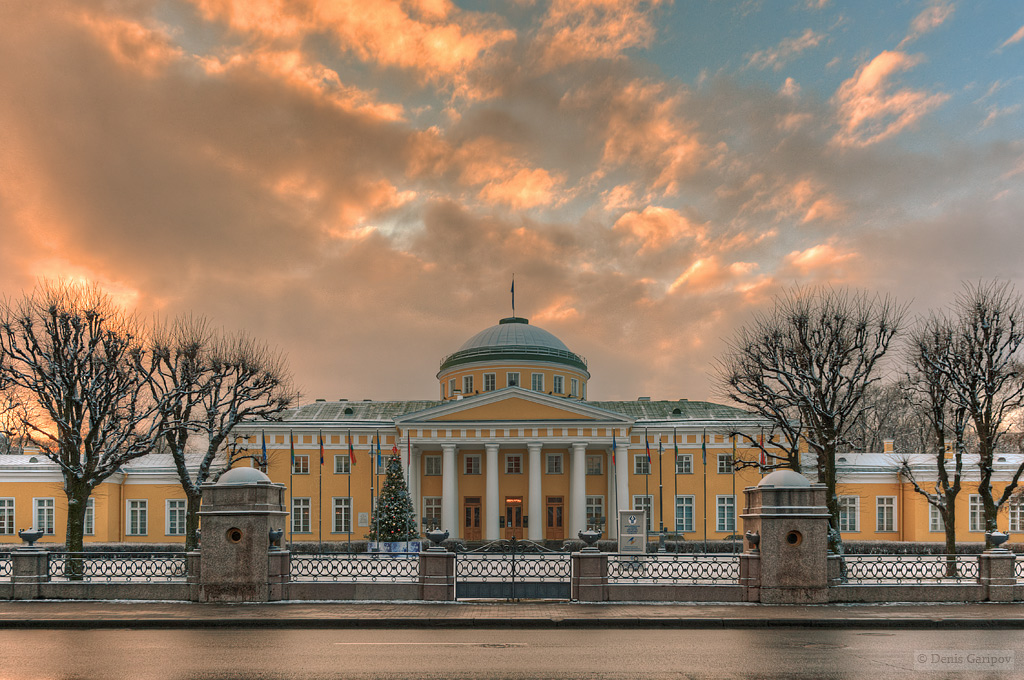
[439,317,588,375]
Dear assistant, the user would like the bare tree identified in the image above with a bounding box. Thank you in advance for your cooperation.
[146,316,292,550]
[716,286,906,554]
[899,314,968,573]
[0,281,156,552]
[929,282,1024,542]
[846,382,930,454]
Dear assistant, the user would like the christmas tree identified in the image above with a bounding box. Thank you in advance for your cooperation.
[367,453,418,541]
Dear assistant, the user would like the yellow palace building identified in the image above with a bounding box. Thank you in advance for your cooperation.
[2,315,1023,546]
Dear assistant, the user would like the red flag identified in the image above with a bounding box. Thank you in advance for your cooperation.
[348,430,356,466]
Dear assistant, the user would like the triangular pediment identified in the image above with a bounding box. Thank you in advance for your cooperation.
[395,387,632,425]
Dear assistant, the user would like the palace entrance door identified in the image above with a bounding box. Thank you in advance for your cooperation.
[545,496,564,540]
[504,497,523,539]
[464,497,481,541]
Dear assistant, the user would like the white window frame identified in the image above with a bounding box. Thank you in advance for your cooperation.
[292,497,311,534]
[531,373,544,391]
[448,378,456,397]
[546,453,563,475]
[483,373,496,391]
[585,455,603,475]
[33,497,55,534]
[84,497,95,536]
[292,453,310,475]
[506,372,520,388]
[632,495,653,531]
[464,454,481,475]
[127,499,148,536]
[333,497,352,533]
[1010,498,1024,533]
[505,453,522,474]
[0,498,15,535]
[675,495,695,533]
[838,495,859,533]
[676,453,692,474]
[716,495,736,533]
[463,375,474,394]
[570,378,579,397]
[929,503,944,533]
[876,496,896,533]
[634,454,650,476]
[553,375,564,394]
[166,499,186,536]
[422,497,442,530]
[717,453,733,474]
[585,495,604,529]
[969,494,984,532]
[334,454,351,474]
[424,455,442,476]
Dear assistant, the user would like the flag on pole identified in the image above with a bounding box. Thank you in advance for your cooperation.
[261,430,268,469]
[318,431,324,466]
[645,429,651,465]
[375,431,382,468]
[289,430,295,468]
[611,432,617,466]
[406,431,411,467]
[758,431,767,468]
[511,276,515,317]
[673,429,679,467]
[348,430,356,466]
[701,429,707,466]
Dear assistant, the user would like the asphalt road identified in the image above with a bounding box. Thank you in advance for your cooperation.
[1,627,1023,679]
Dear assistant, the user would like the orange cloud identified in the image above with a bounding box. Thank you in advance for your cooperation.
[784,242,858,276]
[612,206,704,253]
[899,1,954,48]
[536,0,666,67]
[832,50,949,147]
[747,28,825,71]
[479,167,561,209]
[77,12,183,77]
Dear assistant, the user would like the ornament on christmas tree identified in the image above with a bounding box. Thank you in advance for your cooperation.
[367,453,418,541]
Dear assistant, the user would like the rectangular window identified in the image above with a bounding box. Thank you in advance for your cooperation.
[463,375,474,394]
[676,454,692,474]
[84,498,95,536]
[0,498,14,535]
[166,499,186,536]
[929,503,944,533]
[553,375,564,394]
[546,453,563,474]
[425,455,442,476]
[838,496,859,532]
[634,454,650,476]
[423,497,442,530]
[531,373,544,391]
[1010,499,1024,533]
[586,455,603,475]
[505,454,522,474]
[876,497,896,533]
[716,496,736,533]
[717,453,734,474]
[33,498,55,534]
[585,496,604,529]
[292,498,311,533]
[969,494,984,532]
[506,372,519,388]
[464,454,481,475]
[127,500,148,536]
[292,454,309,475]
[675,496,695,533]
[632,495,653,531]
[333,497,352,533]
[483,373,496,391]
[448,378,456,397]
[334,455,351,474]
[570,378,579,397]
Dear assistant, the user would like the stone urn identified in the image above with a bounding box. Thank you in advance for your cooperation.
[18,528,45,547]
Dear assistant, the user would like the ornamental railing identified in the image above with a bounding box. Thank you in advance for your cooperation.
[841,554,979,584]
[1016,557,1024,580]
[0,555,11,578]
[47,552,188,582]
[290,554,419,582]
[607,554,740,584]
[456,553,573,581]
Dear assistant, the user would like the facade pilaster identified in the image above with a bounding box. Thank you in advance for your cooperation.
[441,443,458,537]
[570,442,588,537]
[485,443,500,541]
[606,450,616,539]
[409,447,421,532]
[527,442,543,541]
[616,431,630,519]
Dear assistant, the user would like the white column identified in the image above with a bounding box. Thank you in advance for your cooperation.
[527,442,543,541]
[616,433,630,518]
[410,447,421,532]
[606,450,616,540]
[485,443,500,541]
[441,443,458,537]
[570,442,588,538]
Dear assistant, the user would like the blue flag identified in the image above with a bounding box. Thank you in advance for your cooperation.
[261,430,267,468]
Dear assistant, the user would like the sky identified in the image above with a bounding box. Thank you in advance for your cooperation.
[1,0,1022,405]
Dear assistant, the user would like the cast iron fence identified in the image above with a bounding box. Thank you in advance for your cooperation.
[1016,557,1024,580]
[47,552,188,582]
[842,554,979,584]
[607,554,740,584]
[290,554,419,582]
[0,555,10,578]
[455,538,572,600]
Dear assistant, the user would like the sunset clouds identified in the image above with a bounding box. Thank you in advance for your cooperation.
[1,0,1021,403]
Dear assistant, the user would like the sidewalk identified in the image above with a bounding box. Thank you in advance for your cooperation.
[2,600,1024,629]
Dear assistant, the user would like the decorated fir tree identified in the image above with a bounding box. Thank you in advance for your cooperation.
[367,453,418,541]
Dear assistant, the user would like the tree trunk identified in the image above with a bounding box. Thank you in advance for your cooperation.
[943,504,957,577]
[63,483,91,580]
[184,489,202,551]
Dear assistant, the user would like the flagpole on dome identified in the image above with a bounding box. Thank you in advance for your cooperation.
[511,274,515,318]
